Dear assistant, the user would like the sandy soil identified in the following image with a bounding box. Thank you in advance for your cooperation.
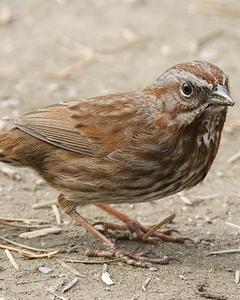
[0,1,240,299]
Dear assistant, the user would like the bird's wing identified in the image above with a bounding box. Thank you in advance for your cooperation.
[11,92,146,157]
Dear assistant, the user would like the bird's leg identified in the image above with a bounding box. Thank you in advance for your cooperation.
[95,204,186,243]
[58,194,169,267]
[58,194,112,246]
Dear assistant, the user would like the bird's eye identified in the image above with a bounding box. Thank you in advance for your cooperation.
[181,83,193,97]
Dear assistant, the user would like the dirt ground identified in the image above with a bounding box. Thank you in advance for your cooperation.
[0,0,240,299]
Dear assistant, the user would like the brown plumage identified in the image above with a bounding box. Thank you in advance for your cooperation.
[0,61,234,267]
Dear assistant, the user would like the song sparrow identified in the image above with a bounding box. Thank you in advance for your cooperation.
[0,61,234,267]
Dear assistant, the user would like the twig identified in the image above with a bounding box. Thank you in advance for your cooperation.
[225,222,240,230]
[0,244,58,258]
[59,36,114,62]
[178,193,218,205]
[0,235,54,252]
[198,292,227,300]
[48,41,94,79]
[32,200,57,209]
[50,59,92,80]
[50,37,114,80]
[227,151,240,164]
[19,227,62,239]
[207,249,240,256]
[62,277,79,293]
[196,193,218,200]
[0,216,49,229]
[0,216,48,224]
[54,293,68,300]
[142,274,154,291]
[0,220,49,229]
[58,257,121,264]
[17,278,53,285]
[52,204,62,226]
[57,260,85,278]
[5,249,19,271]
[142,213,175,241]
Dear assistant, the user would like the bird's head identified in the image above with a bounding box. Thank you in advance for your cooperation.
[151,61,234,125]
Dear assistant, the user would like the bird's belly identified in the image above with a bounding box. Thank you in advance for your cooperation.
[49,128,220,206]
[55,149,213,206]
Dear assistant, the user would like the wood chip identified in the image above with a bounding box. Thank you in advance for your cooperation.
[52,204,62,226]
[178,194,194,206]
[207,248,240,256]
[32,200,58,209]
[4,249,19,271]
[58,260,85,278]
[19,227,62,239]
[101,263,114,286]
[62,277,79,293]
[235,270,240,284]
[142,274,154,291]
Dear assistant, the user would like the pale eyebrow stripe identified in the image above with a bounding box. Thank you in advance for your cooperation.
[175,69,208,86]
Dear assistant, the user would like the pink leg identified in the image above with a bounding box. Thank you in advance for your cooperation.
[95,204,186,243]
[58,194,170,267]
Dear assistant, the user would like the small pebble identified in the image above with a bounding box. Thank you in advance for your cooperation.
[149,267,158,271]
[38,266,53,274]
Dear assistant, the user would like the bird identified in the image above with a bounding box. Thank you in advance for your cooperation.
[0,61,234,267]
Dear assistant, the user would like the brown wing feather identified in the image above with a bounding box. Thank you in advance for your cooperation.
[11,93,144,157]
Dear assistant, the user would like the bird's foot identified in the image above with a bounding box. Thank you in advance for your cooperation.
[86,245,170,268]
[93,213,186,244]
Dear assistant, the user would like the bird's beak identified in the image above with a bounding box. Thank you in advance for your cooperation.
[209,85,235,106]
